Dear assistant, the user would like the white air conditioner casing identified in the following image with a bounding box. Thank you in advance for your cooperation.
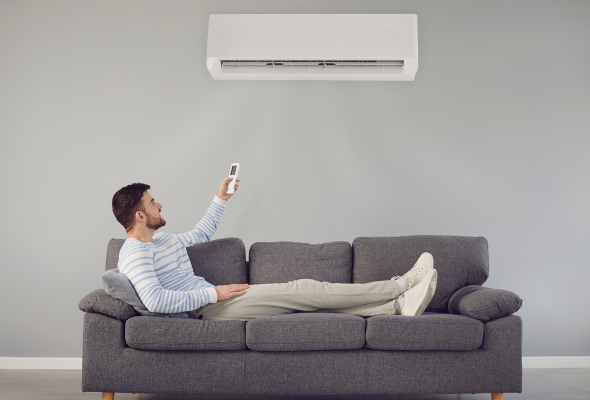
[206,14,418,81]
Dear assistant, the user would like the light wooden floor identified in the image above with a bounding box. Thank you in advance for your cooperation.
[0,369,589,400]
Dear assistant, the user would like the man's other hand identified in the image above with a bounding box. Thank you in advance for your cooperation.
[217,177,240,201]
[214,283,249,301]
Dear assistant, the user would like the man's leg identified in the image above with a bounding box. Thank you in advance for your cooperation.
[304,298,402,317]
[196,279,403,321]
[322,268,438,317]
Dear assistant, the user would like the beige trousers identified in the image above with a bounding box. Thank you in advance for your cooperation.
[194,278,403,321]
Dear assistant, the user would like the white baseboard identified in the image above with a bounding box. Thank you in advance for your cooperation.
[1,357,589,370]
[522,356,590,368]
[0,358,82,370]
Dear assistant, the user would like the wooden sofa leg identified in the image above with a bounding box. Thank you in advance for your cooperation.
[102,393,114,400]
[492,393,503,400]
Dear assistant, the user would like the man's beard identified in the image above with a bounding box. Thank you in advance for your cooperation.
[146,213,166,230]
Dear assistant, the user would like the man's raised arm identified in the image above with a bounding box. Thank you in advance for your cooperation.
[174,177,238,247]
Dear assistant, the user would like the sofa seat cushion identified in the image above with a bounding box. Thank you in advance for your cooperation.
[246,312,366,351]
[125,316,246,351]
[365,312,484,351]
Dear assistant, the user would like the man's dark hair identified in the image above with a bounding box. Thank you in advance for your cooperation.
[112,183,151,232]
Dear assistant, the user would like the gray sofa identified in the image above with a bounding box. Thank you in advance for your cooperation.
[78,235,522,399]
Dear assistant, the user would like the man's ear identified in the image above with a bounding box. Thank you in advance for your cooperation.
[135,210,145,224]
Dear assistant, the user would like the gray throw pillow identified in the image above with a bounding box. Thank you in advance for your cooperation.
[102,268,188,318]
[78,289,137,321]
[448,285,523,322]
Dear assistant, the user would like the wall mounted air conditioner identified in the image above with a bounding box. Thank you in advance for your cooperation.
[206,14,418,81]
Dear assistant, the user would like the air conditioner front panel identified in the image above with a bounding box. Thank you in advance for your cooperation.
[207,14,414,60]
[207,14,418,81]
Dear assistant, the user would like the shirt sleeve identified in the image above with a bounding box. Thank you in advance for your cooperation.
[173,195,227,248]
[118,244,215,313]
[205,286,218,303]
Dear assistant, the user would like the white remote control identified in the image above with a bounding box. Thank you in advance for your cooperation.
[226,163,240,194]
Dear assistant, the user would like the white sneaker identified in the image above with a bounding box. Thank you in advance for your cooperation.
[397,269,437,317]
[391,252,434,290]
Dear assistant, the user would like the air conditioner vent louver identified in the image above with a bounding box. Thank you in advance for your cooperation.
[220,60,404,75]
[221,60,404,67]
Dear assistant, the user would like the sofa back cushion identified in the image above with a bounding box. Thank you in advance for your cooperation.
[352,236,489,313]
[186,238,248,285]
[105,237,248,285]
[249,241,352,284]
[105,238,125,271]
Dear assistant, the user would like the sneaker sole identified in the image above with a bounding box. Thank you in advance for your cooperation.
[402,269,438,317]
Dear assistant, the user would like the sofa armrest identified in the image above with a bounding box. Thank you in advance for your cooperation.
[448,285,523,322]
[78,289,137,321]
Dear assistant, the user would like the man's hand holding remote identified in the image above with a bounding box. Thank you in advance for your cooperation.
[217,177,240,201]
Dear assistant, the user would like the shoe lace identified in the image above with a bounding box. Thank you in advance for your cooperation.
[404,264,425,286]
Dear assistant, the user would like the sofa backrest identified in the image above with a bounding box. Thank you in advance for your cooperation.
[352,236,489,313]
[104,236,489,313]
[248,241,352,284]
[105,239,125,271]
[104,237,248,285]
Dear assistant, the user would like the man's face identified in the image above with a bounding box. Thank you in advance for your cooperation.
[140,191,166,230]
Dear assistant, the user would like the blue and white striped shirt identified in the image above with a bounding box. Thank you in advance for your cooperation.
[118,195,227,313]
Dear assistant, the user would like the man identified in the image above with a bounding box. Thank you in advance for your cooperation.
[111,178,438,321]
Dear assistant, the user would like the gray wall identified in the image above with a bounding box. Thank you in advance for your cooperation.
[1,0,589,358]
